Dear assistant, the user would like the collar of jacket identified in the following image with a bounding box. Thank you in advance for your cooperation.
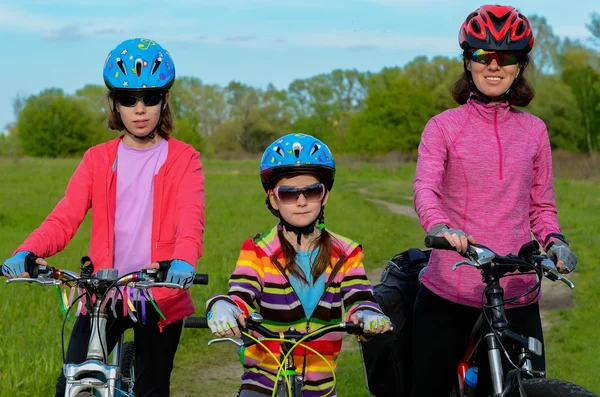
[467,97,512,124]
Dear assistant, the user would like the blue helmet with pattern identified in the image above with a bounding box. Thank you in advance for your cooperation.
[260,133,335,191]
[103,38,175,91]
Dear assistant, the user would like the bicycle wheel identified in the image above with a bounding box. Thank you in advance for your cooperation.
[119,341,136,394]
[521,378,598,397]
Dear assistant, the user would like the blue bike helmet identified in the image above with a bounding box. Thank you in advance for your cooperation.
[260,133,335,191]
[103,38,175,91]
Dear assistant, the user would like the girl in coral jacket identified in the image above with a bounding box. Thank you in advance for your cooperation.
[412,6,577,397]
[206,133,390,397]
[2,38,205,397]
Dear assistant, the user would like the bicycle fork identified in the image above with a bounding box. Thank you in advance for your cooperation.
[275,346,304,397]
[63,304,123,397]
[486,330,544,397]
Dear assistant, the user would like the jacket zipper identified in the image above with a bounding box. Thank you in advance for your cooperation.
[493,103,504,180]
[271,254,347,384]
[302,256,347,383]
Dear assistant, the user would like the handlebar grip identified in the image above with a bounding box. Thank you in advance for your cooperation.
[193,274,209,285]
[424,235,455,250]
[184,316,209,329]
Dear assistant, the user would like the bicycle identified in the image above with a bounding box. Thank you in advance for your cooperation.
[2,258,208,397]
[424,235,598,397]
[184,312,385,397]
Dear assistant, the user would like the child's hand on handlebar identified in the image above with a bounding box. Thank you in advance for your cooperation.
[2,251,47,278]
[206,300,246,338]
[350,310,391,334]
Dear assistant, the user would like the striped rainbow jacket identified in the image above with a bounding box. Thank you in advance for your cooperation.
[207,226,383,396]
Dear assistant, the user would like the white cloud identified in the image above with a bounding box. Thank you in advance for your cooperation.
[0,4,455,52]
[0,5,62,31]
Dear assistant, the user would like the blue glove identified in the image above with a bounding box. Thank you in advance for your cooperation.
[163,259,196,287]
[2,251,33,277]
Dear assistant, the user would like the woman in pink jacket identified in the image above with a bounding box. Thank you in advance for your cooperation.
[412,6,577,397]
[2,38,205,396]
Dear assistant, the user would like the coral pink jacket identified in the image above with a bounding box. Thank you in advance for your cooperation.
[17,136,205,329]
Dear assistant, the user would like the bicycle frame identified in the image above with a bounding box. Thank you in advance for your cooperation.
[423,237,574,397]
[204,313,368,397]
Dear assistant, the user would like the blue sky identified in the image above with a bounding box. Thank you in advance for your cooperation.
[0,0,597,132]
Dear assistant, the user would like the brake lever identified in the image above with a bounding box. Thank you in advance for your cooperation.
[126,281,183,290]
[6,277,60,286]
[208,337,244,348]
[540,259,575,289]
[452,260,480,271]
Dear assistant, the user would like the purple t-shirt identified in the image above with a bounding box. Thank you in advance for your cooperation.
[114,139,168,276]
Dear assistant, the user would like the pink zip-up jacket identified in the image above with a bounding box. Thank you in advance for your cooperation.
[16,136,205,329]
[413,99,561,308]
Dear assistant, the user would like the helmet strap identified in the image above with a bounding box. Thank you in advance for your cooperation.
[268,197,326,246]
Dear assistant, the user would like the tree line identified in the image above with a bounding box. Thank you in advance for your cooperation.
[1,15,599,158]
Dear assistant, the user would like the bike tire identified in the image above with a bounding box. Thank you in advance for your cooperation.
[119,341,136,394]
[522,378,598,397]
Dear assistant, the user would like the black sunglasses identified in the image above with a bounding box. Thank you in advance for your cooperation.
[116,93,164,107]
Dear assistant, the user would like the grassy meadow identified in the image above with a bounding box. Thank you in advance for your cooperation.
[0,156,598,396]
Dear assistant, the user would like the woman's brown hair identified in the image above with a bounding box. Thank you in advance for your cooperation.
[105,91,175,138]
[451,52,535,107]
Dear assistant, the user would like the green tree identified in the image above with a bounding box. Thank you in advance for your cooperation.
[347,77,436,153]
[528,74,586,150]
[529,15,562,74]
[559,43,600,152]
[287,69,369,147]
[16,89,98,157]
[588,12,600,47]
[75,84,114,143]
[402,56,463,112]
[210,82,292,154]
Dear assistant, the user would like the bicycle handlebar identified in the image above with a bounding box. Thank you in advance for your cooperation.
[203,313,392,349]
[424,236,575,289]
[4,263,210,291]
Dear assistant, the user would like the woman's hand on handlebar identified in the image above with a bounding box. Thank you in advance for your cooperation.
[350,310,392,334]
[429,225,475,254]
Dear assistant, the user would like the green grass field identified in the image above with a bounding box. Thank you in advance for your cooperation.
[0,156,598,396]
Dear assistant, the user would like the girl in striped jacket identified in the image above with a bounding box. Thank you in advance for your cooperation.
[206,133,390,397]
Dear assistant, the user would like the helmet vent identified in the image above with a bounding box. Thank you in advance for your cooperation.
[489,12,510,28]
[151,57,162,75]
[515,21,525,35]
[274,146,284,157]
[309,143,320,156]
[472,20,481,34]
[135,58,143,78]
[116,58,127,75]
[292,142,302,158]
